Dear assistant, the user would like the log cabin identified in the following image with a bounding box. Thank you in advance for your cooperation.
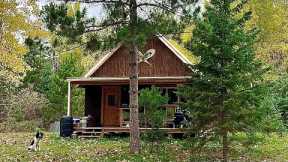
[66,34,196,137]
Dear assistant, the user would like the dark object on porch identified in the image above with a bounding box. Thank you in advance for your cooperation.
[60,116,74,137]
[87,115,97,127]
[173,111,185,128]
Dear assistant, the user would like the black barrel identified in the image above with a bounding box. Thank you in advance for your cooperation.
[60,116,74,137]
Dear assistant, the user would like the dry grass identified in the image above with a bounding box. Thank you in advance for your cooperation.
[0,132,287,161]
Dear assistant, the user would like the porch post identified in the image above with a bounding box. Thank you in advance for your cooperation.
[67,80,72,116]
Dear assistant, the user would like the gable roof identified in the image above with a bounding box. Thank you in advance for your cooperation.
[167,39,198,65]
[84,34,195,78]
[84,43,123,77]
[157,35,194,65]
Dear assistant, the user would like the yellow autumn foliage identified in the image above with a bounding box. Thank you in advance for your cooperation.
[248,0,288,74]
[180,0,288,76]
[180,25,194,44]
[0,0,48,80]
[67,2,81,17]
[168,39,199,65]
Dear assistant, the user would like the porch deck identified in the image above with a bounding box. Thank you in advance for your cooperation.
[73,127,188,138]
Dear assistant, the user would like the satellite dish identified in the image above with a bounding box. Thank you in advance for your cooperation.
[138,49,156,65]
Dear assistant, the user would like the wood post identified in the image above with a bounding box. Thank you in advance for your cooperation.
[67,81,71,116]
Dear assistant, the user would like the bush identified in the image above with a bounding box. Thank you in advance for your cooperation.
[0,88,47,132]
[139,87,168,152]
[8,88,48,121]
[272,75,288,129]
[139,86,168,128]
[0,120,42,132]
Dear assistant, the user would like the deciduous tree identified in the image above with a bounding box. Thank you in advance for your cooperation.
[0,0,47,80]
[0,0,48,123]
[247,0,288,74]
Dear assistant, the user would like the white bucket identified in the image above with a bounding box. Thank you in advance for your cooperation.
[81,117,88,128]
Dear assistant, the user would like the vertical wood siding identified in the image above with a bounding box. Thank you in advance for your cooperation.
[92,38,191,77]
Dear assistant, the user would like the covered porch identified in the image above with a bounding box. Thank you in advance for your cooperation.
[66,76,190,137]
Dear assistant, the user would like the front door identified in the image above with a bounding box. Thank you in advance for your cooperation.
[102,86,120,127]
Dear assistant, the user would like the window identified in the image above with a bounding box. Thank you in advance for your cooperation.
[121,86,129,108]
[107,95,117,106]
[167,89,178,104]
[159,87,179,104]
[120,85,152,108]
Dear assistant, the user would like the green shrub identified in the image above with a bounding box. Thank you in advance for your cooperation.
[139,86,168,128]
[139,86,168,152]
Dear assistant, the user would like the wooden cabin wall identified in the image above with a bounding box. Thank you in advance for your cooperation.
[85,86,102,126]
[92,38,191,77]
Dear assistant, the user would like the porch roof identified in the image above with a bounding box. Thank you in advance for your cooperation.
[67,76,191,85]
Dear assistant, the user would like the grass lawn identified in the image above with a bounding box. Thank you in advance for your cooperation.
[0,132,288,161]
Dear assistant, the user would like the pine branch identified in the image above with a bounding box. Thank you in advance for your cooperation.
[138,1,189,17]
[62,0,128,5]
[136,2,180,15]
[85,20,128,32]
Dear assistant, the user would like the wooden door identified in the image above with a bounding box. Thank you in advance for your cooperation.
[102,86,120,127]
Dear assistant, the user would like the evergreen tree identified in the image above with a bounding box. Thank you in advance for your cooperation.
[272,75,288,128]
[180,0,272,161]
[23,38,85,125]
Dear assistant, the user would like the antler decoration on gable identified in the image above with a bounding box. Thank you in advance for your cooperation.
[137,49,156,65]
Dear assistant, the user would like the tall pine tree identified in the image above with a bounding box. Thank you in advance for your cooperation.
[180,0,271,161]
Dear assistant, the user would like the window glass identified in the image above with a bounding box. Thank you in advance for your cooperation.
[121,86,129,107]
[168,89,178,104]
[108,95,117,106]
[161,88,167,97]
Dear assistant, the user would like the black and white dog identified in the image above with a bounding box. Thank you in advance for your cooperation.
[28,131,44,151]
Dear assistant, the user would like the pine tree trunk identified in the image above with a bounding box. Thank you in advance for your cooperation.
[129,42,140,153]
[222,131,229,162]
[220,95,228,162]
[129,0,140,154]
[222,130,229,162]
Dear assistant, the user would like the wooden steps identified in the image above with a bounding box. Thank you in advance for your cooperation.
[73,127,104,138]
[78,135,101,138]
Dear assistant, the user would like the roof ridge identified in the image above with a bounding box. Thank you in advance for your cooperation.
[156,35,192,65]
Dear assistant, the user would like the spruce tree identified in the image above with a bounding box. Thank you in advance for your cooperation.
[180,0,270,161]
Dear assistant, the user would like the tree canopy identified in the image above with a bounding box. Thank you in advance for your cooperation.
[179,0,278,161]
[0,0,47,81]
